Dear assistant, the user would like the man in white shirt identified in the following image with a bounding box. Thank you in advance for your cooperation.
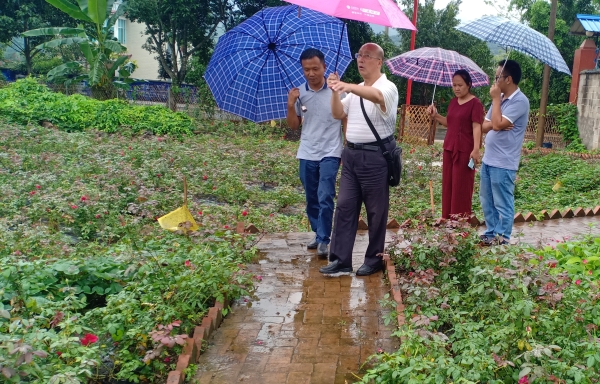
[320,43,399,276]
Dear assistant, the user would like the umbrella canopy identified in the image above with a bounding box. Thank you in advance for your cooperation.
[284,0,416,30]
[385,47,489,87]
[204,6,353,123]
[456,16,571,75]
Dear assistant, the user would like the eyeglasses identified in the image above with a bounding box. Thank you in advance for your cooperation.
[495,75,508,81]
[355,53,381,60]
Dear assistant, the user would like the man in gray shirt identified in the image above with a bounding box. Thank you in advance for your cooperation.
[480,59,530,245]
[286,48,345,257]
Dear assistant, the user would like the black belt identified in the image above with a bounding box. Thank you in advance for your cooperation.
[347,135,393,151]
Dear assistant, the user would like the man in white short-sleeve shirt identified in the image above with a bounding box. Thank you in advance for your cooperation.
[319,43,399,277]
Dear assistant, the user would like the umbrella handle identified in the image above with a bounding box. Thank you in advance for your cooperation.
[431,83,436,105]
[183,176,188,207]
[334,23,346,73]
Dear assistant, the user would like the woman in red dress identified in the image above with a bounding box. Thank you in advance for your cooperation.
[427,70,484,219]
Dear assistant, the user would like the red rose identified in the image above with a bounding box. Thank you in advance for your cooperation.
[80,333,99,346]
[242,211,248,216]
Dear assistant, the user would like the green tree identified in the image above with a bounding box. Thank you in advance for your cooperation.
[0,0,72,74]
[508,0,595,108]
[127,0,237,110]
[396,0,494,108]
[22,0,135,99]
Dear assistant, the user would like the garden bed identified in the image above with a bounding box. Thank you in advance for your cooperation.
[364,217,600,383]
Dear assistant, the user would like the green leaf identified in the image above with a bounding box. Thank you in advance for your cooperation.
[23,27,85,37]
[45,0,93,23]
[588,355,595,368]
[0,309,10,319]
[53,262,80,275]
[47,62,83,82]
[87,0,108,26]
[519,367,531,378]
[104,40,125,54]
[36,37,87,50]
[566,257,582,264]
[106,1,127,30]
[399,367,413,377]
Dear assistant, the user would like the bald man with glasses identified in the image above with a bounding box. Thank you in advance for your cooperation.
[320,43,399,277]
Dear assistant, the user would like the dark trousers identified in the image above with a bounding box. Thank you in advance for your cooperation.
[442,149,475,219]
[329,139,395,268]
[299,157,341,244]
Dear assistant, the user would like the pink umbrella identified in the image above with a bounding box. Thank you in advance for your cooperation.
[284,0,416,30]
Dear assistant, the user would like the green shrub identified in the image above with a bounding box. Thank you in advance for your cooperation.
[0,78,194,135]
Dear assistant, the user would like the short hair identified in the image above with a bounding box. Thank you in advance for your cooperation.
[498,59,522,85]
[453,69,472,88]
[300,48,325,64]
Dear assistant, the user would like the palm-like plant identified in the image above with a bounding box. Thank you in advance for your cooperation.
[23,0,135,99]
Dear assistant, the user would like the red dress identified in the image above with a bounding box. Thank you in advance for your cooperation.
[442,97,484,219]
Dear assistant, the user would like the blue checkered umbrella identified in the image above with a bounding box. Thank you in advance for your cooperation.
[456,16,571,75]
[204,6,352,123]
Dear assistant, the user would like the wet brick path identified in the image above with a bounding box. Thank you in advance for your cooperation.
[194,231,399,384]
[195,217,599,383]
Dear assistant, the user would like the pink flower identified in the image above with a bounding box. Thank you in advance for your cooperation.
[128,146,132,150]
[224,225,229,229]
[518,377,529,384]
[185,260,191,268]
[56,351,62,356]
[70,205,78,209]
[29,191,36,196]
[203,175,208,180]
[575,279,582,285]
[242,210,248,217]
[269,213,274,217]
[418,166,423,170]
[212,186,217,190]
[547,261,557,268]
[538,255,543,261]
[408,272,414,277]
[589,270,593,275]
[95,214,101,219]
[198,211,203,215]
[80,196,88,202]
[35,185,41,189]
[582,259,588,264]
[80,333,99,346]
[377,348,383,353]
[156,174,161,178]
[255,275,263,281]
[257,340,263,345]
[164,356,170,363]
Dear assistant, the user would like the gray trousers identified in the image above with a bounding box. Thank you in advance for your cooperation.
[329,139,395,268]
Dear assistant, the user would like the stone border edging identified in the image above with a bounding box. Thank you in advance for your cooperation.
[166,297,230,384]
[521,148,600,159]
[468,206,600,228]
[382,254,406,329]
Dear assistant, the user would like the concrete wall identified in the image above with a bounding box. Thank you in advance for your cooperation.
[124,20,160,81]
[577,70,600,151]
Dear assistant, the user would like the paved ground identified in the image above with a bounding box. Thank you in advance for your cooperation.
[195,216,600,383]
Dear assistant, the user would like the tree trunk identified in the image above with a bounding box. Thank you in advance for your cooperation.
[167,86,178,111]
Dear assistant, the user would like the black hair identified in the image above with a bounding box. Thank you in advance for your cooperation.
[453,69,472,89]
[300,48,325,64]
[498,59,522,84]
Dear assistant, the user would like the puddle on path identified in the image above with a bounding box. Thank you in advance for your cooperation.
[195,231,400,384]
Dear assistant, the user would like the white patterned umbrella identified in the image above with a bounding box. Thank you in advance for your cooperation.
[456,16,571,75]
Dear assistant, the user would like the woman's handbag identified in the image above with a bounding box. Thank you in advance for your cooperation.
[359,98,402,187]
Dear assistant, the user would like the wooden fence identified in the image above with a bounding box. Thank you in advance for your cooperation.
[398,105,566,148]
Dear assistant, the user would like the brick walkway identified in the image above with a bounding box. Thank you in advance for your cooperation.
[195,216,600,383]
[194,231,398,384]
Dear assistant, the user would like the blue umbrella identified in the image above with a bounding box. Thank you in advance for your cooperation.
[456,16,571,75]
[204,6,352,123]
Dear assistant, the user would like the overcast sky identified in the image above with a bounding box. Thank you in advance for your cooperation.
[371,0,505,34]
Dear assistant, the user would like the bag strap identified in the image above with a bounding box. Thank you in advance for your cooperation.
[359,97,391,159]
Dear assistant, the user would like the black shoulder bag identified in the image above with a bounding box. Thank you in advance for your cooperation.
[359,98,402,187]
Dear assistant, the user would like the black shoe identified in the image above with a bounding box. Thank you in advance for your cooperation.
[307,236,318,249]
[480,236,509,246]
[319,260,352,276]
[356,263,383,276]
[317,243,328,257]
